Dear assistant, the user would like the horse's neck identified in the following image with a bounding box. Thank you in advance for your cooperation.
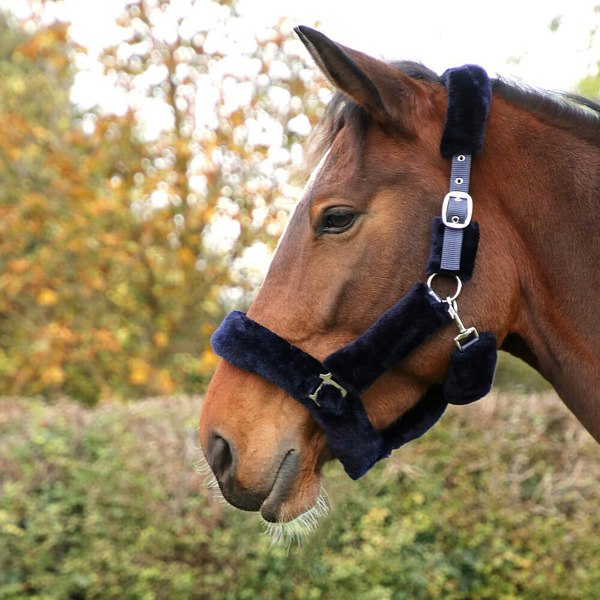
[489,108,600,440]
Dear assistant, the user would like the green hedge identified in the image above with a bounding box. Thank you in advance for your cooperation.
[1,390,598,599]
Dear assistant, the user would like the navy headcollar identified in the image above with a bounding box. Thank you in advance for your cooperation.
[211,65,498,480]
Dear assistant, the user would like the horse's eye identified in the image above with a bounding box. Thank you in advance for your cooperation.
[320,209,357,234]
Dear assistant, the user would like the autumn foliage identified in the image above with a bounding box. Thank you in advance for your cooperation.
[0,2,327,403]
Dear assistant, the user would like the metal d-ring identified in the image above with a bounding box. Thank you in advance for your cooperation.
[426,273,463,303]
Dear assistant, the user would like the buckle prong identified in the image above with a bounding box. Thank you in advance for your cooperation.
[442,191,473,229]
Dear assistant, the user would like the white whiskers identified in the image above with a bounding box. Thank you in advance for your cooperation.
[261,490,330,549]
[193,447,330,546]
[192,449,222,495]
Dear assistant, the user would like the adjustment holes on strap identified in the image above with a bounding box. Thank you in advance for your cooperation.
[457,155,466,162]
[455,177,464,185]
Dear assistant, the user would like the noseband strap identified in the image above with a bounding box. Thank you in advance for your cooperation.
[212,284,451,479]
[210,65,498,479]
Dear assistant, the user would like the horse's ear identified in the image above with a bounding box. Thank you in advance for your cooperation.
[295,25,428,128]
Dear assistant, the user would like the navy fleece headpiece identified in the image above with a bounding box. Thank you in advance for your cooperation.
[210,65,497,479]
[440,65,493,158]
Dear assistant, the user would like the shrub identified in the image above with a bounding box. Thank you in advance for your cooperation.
[0,391,598,599]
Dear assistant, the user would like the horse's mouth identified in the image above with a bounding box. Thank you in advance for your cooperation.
[259,449,302,522]
[259,450,330,543]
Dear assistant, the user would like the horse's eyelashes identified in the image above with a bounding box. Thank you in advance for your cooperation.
[319,208,357,234]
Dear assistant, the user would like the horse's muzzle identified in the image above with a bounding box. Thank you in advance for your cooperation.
[205,431,301,520]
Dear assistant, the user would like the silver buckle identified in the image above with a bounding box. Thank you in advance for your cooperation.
[454,327,480,351]
[308,373,348,407]
[446,298,480,352]
[442,191,473,229]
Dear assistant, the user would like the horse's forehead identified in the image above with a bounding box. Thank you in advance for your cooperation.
[302,147,333,202]
[304,137,404,208]
[303,135,373,205]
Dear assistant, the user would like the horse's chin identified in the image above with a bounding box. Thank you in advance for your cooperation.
[260,482,330,546]
[255,462,329,546]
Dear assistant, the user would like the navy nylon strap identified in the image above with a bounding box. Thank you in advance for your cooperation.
[440,154,473,271]
[438,64,491,274]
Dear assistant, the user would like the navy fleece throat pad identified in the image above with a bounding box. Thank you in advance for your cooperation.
[210,64,497,480]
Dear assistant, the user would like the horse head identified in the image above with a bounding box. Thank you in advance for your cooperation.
[200,27,600,528]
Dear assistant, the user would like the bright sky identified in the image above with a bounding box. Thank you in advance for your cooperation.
[2,0,599,92]
[233,0,600,92]
[1,0,598,105]
[13,0,596,92]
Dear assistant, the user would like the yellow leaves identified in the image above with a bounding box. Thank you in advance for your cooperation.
[36,288,58,307]
[200,323,215,337]
[1,521,25,538]
[129,358,152,386]
[7,258,30,274]
[359,507,391,556]
[177,247,196,267]
[7,75,26,95]
[412,492,425,505]
[67,238,85,253]
[156,370,175,395]
[41,365,65,386]
[100,233,120,247]
[0,8,315,404]
[42,322,78,346]
[153,332,169,348]
[128,361,174,394]
[91,329,120,353]
[198,349,220,375]
[361,507,391,527]
[15,25,69,61]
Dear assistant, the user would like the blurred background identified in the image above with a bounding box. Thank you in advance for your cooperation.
[0,1,599,598]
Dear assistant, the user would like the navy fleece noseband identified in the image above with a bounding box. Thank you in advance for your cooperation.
[211,65,498,480]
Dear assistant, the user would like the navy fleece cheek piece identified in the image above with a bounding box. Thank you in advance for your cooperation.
[324,283,451,393]
[444,332,497,405]
[426,217,480,281]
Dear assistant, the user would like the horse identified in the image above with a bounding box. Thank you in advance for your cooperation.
[200,26,600,533]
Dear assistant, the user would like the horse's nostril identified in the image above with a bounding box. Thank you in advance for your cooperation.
[207,434,235,484]
[204,432,302,514]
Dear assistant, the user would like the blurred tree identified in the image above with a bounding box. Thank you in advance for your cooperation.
[0,13,153,402]
[82,0,327,394]
[0,1,328,403]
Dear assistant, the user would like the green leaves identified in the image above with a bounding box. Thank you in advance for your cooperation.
[1,393,599,598]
